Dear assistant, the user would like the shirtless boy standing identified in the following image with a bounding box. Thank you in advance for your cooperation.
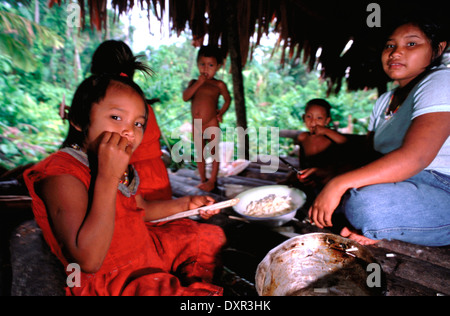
[183,45,231,192]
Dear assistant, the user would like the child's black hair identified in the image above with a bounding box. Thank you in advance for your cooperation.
[197,45,225,64]
[62,40,153,149]
[305,98,332,118]
[91,40,153,78]
[62,75,148,149]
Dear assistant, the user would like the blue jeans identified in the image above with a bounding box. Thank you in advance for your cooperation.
[338,170,450,246]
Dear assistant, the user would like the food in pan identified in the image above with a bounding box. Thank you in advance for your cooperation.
[244,194,295,217]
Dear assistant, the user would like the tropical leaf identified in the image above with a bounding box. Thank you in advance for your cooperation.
[0,10,63,71]
[0,34,37,71]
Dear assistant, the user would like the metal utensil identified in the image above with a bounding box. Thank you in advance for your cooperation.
[256,233,386,296]
[279,156,302,175]
[150,198,240,223]
[232,185,306,227]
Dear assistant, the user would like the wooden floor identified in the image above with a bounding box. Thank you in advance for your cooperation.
[169,162,450,296]
[1,158,449,296]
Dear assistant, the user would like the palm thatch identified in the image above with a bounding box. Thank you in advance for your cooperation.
[49,0,449,94]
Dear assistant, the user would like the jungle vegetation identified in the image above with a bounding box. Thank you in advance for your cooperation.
[0,0,379,171]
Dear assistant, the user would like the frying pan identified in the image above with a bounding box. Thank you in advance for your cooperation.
[256,233,386,296]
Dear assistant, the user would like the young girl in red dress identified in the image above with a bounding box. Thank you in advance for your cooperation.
[24,71,226,295]
[90,39,172,201]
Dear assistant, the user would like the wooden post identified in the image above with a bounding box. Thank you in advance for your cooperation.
[226,0,249,160]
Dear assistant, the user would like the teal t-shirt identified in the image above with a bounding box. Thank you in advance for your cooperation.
[369,65,450,176]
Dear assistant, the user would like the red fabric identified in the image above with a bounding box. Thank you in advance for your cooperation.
[130,105,172,201]
[24,151,225,296]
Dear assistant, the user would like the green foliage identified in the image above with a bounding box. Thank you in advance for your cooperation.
[0,2,378,171]
[0,3,63,72]
[0,0,123,169]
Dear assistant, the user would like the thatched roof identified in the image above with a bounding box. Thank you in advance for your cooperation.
[49,0,449,94]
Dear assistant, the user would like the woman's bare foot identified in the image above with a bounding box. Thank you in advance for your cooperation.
[340,227,380,245]
[197,180,216,192]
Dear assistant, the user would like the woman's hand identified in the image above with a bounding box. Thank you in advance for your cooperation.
[308,178,348,228]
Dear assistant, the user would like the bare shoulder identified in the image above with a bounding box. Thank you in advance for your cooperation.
[217,79,228,88]
[297,131,309,143]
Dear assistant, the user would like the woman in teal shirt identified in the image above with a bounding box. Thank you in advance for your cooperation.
[308,15,450,246]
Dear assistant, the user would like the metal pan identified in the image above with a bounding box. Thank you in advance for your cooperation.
[255,233,385,296]
[232,185,306,227]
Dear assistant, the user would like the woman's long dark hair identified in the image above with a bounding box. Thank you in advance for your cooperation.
[384,14,449,70]
[384,14,449,109]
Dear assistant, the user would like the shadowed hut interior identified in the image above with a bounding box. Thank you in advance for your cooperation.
[48,0,449,95]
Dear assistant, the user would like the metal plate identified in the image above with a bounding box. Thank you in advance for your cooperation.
[256,233,385,296]
[232,185,306,227]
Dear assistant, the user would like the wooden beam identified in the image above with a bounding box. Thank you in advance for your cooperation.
[226,0,249,160]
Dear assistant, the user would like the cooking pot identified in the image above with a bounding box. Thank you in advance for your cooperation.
[255,233,385,296]
[232,185,306,227]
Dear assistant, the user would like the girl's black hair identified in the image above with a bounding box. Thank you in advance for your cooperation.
[62,40,153,149]
[91,40,153,77]
[61,74,148,149]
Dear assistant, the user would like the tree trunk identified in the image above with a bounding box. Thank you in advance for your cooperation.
[34,0,40,24]
[226,0,249,160]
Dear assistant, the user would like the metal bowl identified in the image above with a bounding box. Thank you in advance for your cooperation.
[255,233,385,296]
[232,185,306,227]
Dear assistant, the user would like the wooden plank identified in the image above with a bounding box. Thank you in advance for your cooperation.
[279,130,301,141]
[172,168,276,187]
[0,196,32,213]
[367,245,450,295]
[169,174,223,201]
[221,175,275,186]
[383,274,442,296]
[169,168,450,296]
[239,168,287,182]
[374,240,450,270]
[0,195,32,202]
[248,162,290,173]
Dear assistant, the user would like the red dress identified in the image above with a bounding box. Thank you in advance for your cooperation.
[24,150,226,296]
[130,105,172,201]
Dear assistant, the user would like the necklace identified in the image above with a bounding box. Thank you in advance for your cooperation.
[385,70,431,121]
[385,93,401,121]
[120,171,129,186]
[70,143,130,186]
